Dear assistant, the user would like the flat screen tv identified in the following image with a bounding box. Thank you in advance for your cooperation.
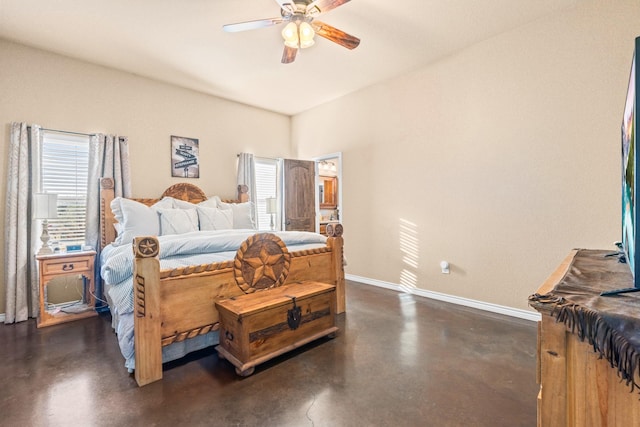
[603,36,640,296]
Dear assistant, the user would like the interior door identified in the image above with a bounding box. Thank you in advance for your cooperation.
[283,159,316,231]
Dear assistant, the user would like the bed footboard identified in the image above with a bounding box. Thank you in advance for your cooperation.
[132,237,163,386]
[326,223,345,313]
[131,228,345,386]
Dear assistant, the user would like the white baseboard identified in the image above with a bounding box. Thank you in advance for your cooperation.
[0,282,540,323]
[345,274,541,322]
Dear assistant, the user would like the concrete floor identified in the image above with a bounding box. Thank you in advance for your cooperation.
[0,281,538,427]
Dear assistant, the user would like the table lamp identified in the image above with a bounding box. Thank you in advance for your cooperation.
[33,193,58,255]
[266,197,277,231]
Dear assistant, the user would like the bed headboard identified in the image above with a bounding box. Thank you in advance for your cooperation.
[99,178,249,250]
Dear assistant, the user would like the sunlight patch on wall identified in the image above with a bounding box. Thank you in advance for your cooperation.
[399,270,418,294]
[399,218,419,294]
[399,219,419,268]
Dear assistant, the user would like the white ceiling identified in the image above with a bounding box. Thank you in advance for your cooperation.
[0,0,582,116]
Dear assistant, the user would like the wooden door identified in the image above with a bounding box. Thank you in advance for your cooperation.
[283,159,316,231]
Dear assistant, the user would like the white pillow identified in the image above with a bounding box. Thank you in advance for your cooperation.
[156,208,199,235]
[166,196,222,211]
[217,200,256,229]
[169,197,197,210]
[198,197,219,208]
[111,198,162,246]
[197,206,233,230]
[154,197,176,209]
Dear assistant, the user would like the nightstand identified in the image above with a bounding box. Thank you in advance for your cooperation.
[36,250,97,328]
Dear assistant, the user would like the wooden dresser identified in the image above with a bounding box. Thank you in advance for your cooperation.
[530,250,640,426]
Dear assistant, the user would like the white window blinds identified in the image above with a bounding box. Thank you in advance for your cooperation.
[254,157,279,231]
[41,131,90,246]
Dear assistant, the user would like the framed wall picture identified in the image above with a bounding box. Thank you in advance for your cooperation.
[171,135,199,178]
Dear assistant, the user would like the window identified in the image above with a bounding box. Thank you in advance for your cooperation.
[40,131,90,247]
[254,157,279,231]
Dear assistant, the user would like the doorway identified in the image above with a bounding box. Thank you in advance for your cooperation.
[314,152,343,234]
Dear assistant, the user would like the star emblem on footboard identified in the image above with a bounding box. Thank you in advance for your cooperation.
[234,233,291,293]
[133,236,160,258]
[245,247,283,285]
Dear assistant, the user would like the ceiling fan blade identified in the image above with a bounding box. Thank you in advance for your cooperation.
[281,46,298,64]
[312,21,360,50]
[274,0,296,14]
[223,17,283,33]
[307,0,351,15]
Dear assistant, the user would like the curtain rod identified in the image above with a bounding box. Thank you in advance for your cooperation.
[237,153,281,161]
[28,126,95,137]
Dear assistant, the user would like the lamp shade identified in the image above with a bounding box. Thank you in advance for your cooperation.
[33,193,58,219]
[266,197,277,214]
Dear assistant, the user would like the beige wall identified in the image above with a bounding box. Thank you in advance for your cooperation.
[0,40,291,314]
[2,0,639,317]
[293,0,640,311]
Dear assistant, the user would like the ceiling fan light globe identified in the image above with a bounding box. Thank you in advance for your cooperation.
[282,22,299,46]
[300,39,315,49]
[298,21,315,48]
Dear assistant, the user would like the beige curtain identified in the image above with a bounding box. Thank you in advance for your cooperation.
[237,153,256,203]
[237,152,257,224]
[4,123,42,323]
[86,134,131,308]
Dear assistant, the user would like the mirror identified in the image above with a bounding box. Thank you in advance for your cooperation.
[319,176,338,209]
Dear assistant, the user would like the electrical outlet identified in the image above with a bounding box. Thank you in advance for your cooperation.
[440,261,450,274]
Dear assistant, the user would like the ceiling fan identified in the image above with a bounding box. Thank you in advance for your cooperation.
[223,0,360,64]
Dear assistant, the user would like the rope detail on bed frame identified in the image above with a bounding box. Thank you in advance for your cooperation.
[100,195,108,249]
[158,261,235,279]
[154,247,332,280]
[161,323,220,347]
[290,247,332,257]
[135,274,146,318]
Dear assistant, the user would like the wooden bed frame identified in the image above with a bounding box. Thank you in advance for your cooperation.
[99,178,345,386]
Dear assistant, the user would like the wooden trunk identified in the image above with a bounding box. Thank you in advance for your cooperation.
[215,281,338,376]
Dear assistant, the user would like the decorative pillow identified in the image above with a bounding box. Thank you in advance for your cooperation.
[111,198,162,246]
[197,206,233,231]
[156,208,199,235]
[217,200,256,229]
[198,197,219,208]
[165,196,222,211]
[154,197,177,209]
[168,197,197,210]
